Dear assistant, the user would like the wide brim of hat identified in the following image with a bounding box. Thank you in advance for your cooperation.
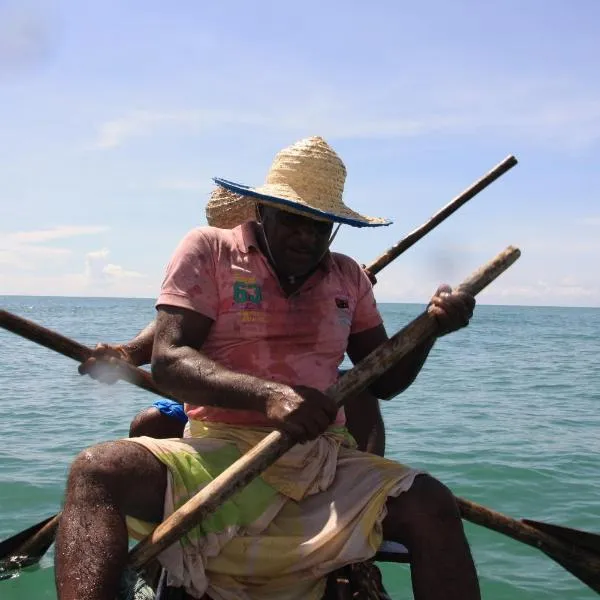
[213,178,392,228]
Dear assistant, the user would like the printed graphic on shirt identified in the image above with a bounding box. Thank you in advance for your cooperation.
[233,277,262,304]
[233,276,265,325]
[335,295,352,326]
[335,297,349,309]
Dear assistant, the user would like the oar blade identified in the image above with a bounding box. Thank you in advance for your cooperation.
[523,519,600,555]
[521,520,600,594]
[0,515,56,563]
[540,547,600,594]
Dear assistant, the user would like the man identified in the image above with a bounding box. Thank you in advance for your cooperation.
[79,187,384,453]
[56,136,478,600]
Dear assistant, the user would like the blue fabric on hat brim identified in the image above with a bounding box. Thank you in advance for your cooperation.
[213,177,392,228]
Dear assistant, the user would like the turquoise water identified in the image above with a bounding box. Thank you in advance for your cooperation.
[0,296,598,599]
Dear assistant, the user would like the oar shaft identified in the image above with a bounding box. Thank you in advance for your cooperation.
[129,245,520,568]
[0,310,92,362]
[366,155,518,276]
[0,310,178,401]
[458,498,600,592]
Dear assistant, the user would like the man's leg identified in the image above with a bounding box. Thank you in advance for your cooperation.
[383,474,480,600]
[55,440,167,600]
[129,406,186,438]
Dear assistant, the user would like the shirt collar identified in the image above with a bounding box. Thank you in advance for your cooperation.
[232,222,258,254]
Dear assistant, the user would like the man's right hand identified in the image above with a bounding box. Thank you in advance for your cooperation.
[263,385,338,443]
[78,343,132,385]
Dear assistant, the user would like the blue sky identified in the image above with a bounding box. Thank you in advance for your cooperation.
[1,0,599,306]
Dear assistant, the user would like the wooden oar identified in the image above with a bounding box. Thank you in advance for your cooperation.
[523,519,600,554]
[127,246,520,567]
[0,514,61,573]
[366,155,517,276]
[0,310,178,402]
[372,499,600,595]
[459,499,600,594]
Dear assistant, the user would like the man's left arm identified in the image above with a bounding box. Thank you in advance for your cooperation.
[346,284,475,400]
[344,391,386,456]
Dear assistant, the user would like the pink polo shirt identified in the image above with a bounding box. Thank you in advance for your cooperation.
[156,223,383,427]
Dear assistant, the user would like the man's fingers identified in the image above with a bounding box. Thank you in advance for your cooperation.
[78,357,96,375]
[286,407,333,443]
[280,421,308,443]
[313,406,333,433]
[430,294,474,318]
[79,355,123,384]
[428,291,475,335]
[323,400,338,423]
[434,284,452,297]
[302,421,321,442]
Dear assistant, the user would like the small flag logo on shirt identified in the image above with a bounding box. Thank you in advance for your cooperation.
[335,297,349,309]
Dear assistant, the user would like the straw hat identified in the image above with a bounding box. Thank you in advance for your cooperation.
[205,186,254,229]
[209,136,392,228]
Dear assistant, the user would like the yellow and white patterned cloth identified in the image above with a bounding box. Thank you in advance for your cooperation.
[127,422,419,600]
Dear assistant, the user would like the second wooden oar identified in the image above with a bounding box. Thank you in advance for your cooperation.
[366,155,517,276]
[0,310,178,402]
[459,498,600,594]
[128,245,520,568]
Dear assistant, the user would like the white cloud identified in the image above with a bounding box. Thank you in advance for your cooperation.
[0,225,108,269]
[375,268,600,307]
[83,248,144,284]
[0,248,151,297]
[103,263,144,279]
[579,216,600,226]
[94,109,270,149]
[7,225,108,244]
[91,76,600,151]
[370,229,600,307]
[488,279,598,303]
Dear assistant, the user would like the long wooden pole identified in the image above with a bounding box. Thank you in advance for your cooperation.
[366,155,517,276]
[0,311,178,402]
[128,245,521,568]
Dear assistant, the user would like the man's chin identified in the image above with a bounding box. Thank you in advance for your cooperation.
[281,258,318,279]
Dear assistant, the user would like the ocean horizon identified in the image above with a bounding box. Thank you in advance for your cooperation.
[2,293,600,310]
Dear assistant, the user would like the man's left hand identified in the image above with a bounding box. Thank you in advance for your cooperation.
[427,284,475,336]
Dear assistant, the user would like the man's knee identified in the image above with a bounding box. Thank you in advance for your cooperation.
[67,441,130,494]
[384,474,460,542]
[129,407,160,437]
[408,475,458,517]
[66,440,166,522]
[129,406,185,438]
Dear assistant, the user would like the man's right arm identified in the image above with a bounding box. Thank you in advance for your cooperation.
[151,305,338,442]
[151,305,278,412]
